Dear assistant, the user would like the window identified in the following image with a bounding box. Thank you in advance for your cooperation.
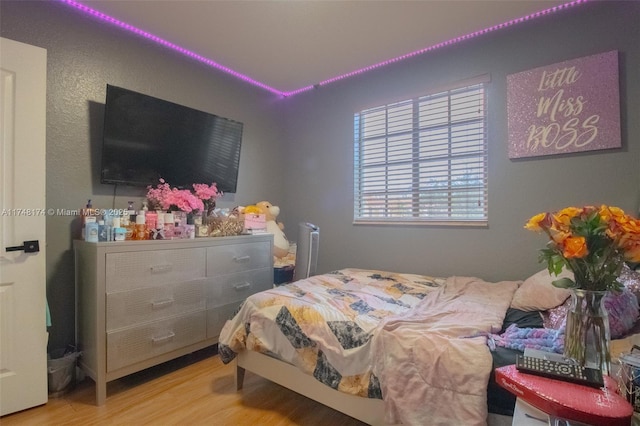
[353,78,488,226]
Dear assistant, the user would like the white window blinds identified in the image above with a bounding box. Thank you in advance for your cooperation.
[354,80,488,225]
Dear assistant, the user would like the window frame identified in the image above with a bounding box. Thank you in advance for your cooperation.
[353,75,490,227]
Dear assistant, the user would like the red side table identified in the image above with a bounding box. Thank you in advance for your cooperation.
[495,365,633,426]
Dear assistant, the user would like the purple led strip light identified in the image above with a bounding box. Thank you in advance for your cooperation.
[59,0,586,98]
[311,0,588,94]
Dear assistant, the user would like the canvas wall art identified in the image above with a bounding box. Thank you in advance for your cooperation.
[507,50,620,159]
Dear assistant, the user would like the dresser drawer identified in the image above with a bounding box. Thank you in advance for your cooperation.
[207,302,243,339]
[105,248,206,292]
[206,242,271,276]
[107,310,206,372]
[106,280,205,331]
[206,268,272,307]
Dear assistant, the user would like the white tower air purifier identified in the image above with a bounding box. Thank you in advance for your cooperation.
[293,222,319,281]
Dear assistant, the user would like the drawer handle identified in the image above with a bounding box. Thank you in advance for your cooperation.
[234,282,251,291]
[150,264,173,273]
[233,255,250,263]
[151,298,175,310]
[151,331,176,345]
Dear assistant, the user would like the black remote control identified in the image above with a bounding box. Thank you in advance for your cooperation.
[515,354,605,389]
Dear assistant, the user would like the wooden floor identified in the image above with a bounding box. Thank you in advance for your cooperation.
[1,346,365,426]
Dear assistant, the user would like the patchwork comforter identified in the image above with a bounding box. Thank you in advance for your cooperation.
[219,268,445,397]
[218,268,519,425]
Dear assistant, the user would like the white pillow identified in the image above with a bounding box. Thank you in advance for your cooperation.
[511,269,572,311]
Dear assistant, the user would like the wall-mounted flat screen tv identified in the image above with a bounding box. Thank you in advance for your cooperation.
[100,84,243,193]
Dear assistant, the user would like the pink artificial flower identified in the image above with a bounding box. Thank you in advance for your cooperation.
[161,188,203,213]
[146,181,173,210]
[192,183,220,202]
[147,179,213,213]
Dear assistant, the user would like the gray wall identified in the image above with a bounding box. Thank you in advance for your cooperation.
[2,1,639,352]
[1,1,287,351]
[280,1,640,281]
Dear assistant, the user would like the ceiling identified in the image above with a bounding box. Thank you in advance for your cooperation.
[75,0,576,95]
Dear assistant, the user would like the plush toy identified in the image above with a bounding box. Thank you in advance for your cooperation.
[255,201,289,258]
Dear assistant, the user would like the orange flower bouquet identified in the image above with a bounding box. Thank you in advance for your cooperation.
[526,205,640,374]
[525,205,640,292]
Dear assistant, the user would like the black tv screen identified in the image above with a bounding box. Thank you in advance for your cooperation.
[100,84,243,193]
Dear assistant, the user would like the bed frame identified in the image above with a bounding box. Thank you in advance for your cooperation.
[234,350,512,426]
[235,350,386,425]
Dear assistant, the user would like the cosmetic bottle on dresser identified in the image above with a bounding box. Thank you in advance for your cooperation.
[123,202,136,240]
[111,217,121,241]
[152,212,165,240]
[172,211,185,239]
[134,211,147,240]
[194,214,208,237]
[98,220,108,242]
[164,212,175,239]
[128,203,137,223]
[102,212,113,242]
[83,215,97,240]
[114,227,126,241]
[121,214,133,240]
[85,221,99,242]
[185,215,195,239]
[145,211,157,236]
[80,199,96,239]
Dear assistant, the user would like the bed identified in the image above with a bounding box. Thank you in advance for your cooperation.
[218,268,546,425]
[219,265,640,424]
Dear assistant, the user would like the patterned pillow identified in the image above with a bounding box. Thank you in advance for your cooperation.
[542,288,640,339]
[620,263,640,302]
[541,298,570,330]
[605,289,640,338]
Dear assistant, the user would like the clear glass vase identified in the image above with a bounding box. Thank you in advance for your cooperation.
[563,289,611,375]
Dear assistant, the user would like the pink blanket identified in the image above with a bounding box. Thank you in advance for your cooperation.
[371,276,519,426]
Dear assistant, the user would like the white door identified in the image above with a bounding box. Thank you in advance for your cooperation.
[0,37,48,416]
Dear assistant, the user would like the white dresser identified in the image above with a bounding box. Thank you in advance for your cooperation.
[74,235,273,405]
